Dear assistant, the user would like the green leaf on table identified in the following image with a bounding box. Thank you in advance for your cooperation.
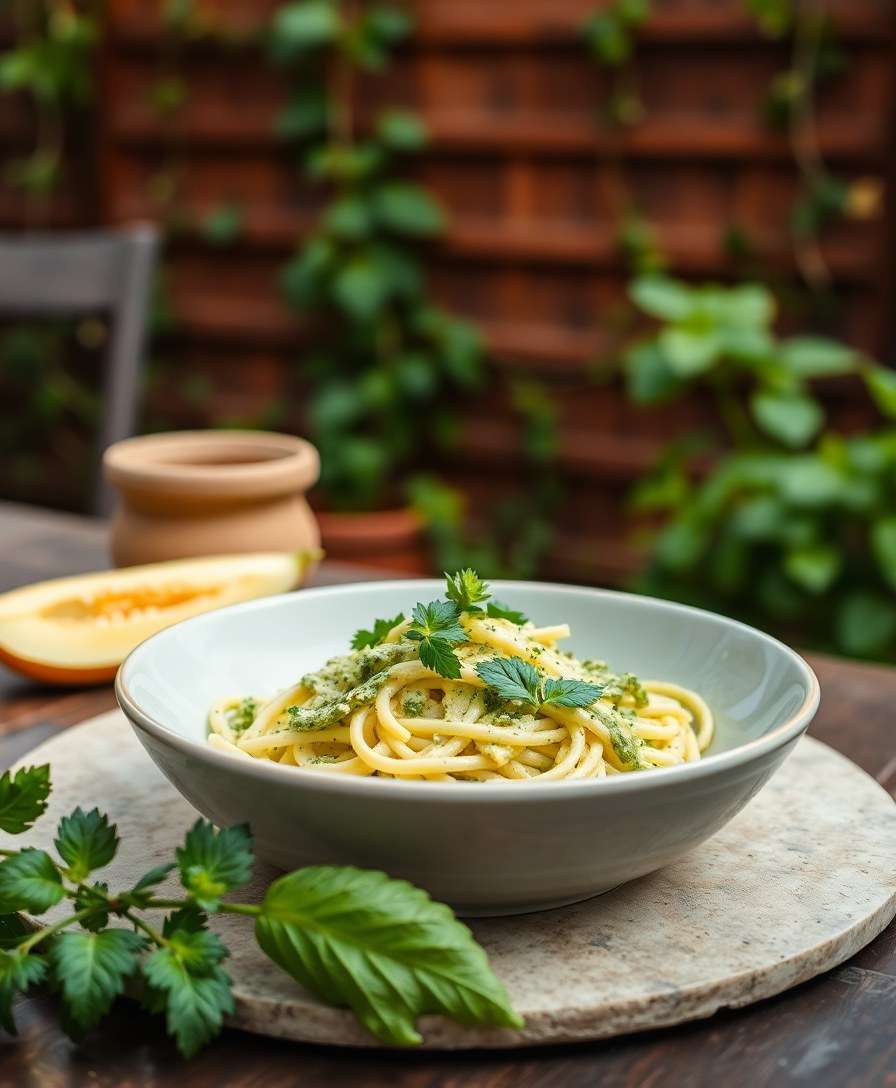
[779,336,857,377]
[0,849,64,914]
[126,863,177,910]
[255,866,522,1046]
[54,808,119,882]
[74,881,111,931]
[836,593,896,658]
[864,366,896,418]
[373,183,444,236]
[445,569,491,613]
[871,517,896,591]
[0,914,30,950]
[351,613,406,650]
[48,929,145,1037]
[629,276,693,321]
[0,765,50,834]
[750,389,824,447]
[0,950,46,1034]
[783,545,841,595]
[142,920,233,1059]
[176,821,253,911]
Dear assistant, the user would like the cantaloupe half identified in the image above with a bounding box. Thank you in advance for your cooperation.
[0,552,318,686]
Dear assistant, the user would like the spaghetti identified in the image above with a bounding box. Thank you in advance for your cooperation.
[208,576,713,783]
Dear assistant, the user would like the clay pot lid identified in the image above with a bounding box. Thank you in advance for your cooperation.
[103,431,320,500]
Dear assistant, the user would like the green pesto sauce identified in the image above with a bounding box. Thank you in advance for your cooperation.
[300,640,417,697]
[287,668,391,732]
[401,689,427,717]
[230,697,257,736]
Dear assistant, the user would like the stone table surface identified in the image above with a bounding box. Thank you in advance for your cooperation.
[0,500,895,1087]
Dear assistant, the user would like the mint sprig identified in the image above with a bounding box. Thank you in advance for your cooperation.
[0,765,522,1054]
[475,657,604,711]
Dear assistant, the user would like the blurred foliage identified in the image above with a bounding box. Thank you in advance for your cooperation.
[0,1,96,203]
[626,276,896,660]
[0,323,102,508]
[271,0,483,512]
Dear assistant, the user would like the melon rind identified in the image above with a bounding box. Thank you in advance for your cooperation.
[0,552,314,685]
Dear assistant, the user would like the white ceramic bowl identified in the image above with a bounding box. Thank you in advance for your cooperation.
[116,580,819,916]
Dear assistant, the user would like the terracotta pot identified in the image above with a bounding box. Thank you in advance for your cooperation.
[315,506,430,574]
[104,430,321,568]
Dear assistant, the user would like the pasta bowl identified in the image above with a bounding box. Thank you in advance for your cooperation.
[116,580,819,916]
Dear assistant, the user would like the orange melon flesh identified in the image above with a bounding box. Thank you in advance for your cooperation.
[0,552,317,686]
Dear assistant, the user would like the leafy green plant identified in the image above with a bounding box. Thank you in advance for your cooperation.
[270,0,482,511]
[0,764,521,1056]
[626,275,896,659]
[0,1,96,209]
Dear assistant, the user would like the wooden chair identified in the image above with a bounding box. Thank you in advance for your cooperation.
[0,225,159,513]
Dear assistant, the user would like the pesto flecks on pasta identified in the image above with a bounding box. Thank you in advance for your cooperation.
[207,571,713,782]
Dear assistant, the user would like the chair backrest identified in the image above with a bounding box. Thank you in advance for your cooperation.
[0,225,159,514]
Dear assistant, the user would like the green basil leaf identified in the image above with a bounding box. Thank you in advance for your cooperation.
[256,866,522,1046]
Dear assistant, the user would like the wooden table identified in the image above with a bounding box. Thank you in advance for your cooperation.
[0,500,894,1087]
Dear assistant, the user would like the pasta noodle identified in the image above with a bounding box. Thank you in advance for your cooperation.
[207,584,713,783]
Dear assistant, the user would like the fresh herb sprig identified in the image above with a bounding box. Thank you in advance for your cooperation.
[476,658,604,712]
[406,599,466,678]
[0,766,521,1056]
[352,571,531,679]
[351,613,406,650]
[445,569,530,624]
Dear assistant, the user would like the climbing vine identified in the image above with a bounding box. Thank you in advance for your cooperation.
[747,0,882,292]
[270,0,482,512]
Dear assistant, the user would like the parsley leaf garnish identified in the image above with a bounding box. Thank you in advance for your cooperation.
[351,613,406,650]
[475,657,540,704]
[445,568,491,613]
[475,658,603,711]
[542,677,607,708]
[406,599,466,679]
[486,600,529,624]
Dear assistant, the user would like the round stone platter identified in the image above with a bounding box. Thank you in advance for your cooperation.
[16,711,896,1050]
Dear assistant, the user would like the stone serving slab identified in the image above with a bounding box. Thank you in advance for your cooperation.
[16,711,896,1050]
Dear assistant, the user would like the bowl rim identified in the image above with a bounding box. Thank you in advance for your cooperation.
[116,578,821,802]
